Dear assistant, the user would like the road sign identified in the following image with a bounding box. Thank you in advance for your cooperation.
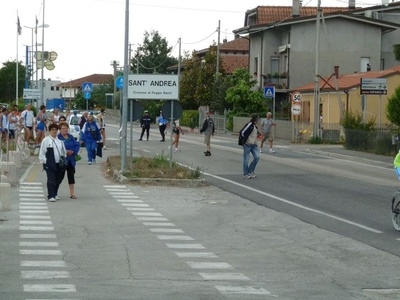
[291,104,301,115]
[127,74,179,100]
[264,86,275,98]
[83,92,91,99]
[360,78,387,95]
[82,82,93,93]
[292,91,302,103]
[23,88,41,99]
[115,76,124,89]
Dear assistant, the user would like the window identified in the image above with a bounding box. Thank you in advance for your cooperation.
[50,86,54,91]
[270,57,279,74]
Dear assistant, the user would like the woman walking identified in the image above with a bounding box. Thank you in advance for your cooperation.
[80,112,102,165]
[39,123,66,202]
[171,121,184,152]
[58,122,80,199]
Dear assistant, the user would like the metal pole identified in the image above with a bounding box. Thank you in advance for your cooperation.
[121,0,129,171]
[169,100,174,167]
[40,0,46,108]
[130,99,133,170]
[313,0,321,138]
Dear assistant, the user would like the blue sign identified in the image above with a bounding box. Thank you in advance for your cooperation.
[82,82,93,93]
[115,76,124,89]
[264,86,275,98]
[83,92,91,99]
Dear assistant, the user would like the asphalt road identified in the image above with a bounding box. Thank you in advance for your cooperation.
[2,120,400,300]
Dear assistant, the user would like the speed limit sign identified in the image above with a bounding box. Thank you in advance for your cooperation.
[292,91,301,103]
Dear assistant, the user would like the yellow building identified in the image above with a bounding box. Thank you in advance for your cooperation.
[290,65,400,129]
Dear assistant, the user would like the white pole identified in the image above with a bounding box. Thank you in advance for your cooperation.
[40,0,45,107]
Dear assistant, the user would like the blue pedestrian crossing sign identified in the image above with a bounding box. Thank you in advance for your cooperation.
[83,92,91,99]
[264,86,275,98]
[115,76,124,89]
[82,82,93,93]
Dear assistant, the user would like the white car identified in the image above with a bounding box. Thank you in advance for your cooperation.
[68,114,82,140]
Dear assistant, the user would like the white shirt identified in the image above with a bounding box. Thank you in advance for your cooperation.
[39,135,66,164]
[21,110,34,127]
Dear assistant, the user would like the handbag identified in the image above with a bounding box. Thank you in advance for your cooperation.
[53,140,68,170]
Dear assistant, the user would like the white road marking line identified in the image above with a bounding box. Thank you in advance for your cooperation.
[20,249,62,255]
[20,182,42,186]
[19,194,44,197]
[19,198,46,201]
[202,171,383,233]
[19,226,54,231]
[113,195,139,198]
[104,185,127,188]
[143,222,175,226]
[187,262,233,269]
[23,284,77,292]
[106,189,130,192]
[19,206,49,210]
[150,228,184,233]
[21,271,70,279]
[126,208,155,211]
[19,202,47,206]
[19,190,43,193]
[19,210,49,214]
[117,199,143,203]
[20,215,51,219]
[137,217,169,221]
[20,221,53,225]
[199,273,250,281]
[215,286,272,295]
[132,212,163,216]
[121,203,149,207]
[166,244,205,249]
[20,241,59,247]
[21,261,67,267]
[109,192,135,195]
[20,234,56,239]
[20,186,43,189]
[156,235,194,240]
[175,252,218,258]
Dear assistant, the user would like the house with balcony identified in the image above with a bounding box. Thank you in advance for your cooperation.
[233,0,400,119]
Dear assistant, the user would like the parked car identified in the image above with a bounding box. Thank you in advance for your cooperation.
[68,113,82,140]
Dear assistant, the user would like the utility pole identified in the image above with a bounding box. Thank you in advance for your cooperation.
[313,0,321,139]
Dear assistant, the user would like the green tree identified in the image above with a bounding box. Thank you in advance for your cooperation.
[386,85,400,126]
[133,30,178,74]
[179,51,201,109]
[0,60,26,102]
[225,68,265,115]
[393,44,400,62]
[73,81,113,110]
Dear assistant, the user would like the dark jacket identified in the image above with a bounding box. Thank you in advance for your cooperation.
[80,121,101,143]
[200,117,215,134]
[239,121,257,145]
[79,116,88,129]
[140,115,153,128]
[58,133,80,167]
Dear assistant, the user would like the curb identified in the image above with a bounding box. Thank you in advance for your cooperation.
[112,171,206,187]
[307,150,393,168]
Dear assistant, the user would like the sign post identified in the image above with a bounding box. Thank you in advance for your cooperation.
[264,86,275,119]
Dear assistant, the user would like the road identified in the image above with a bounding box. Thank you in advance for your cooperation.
[1,120,400,300]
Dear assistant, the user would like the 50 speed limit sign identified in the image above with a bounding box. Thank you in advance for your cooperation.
[292,91,301,103]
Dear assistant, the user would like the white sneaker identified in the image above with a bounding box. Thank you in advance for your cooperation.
[249,172,257,178]
[243,174,251,179]
[174,148,180,152]
[269,149,276,153]
[55,195,60,200]
[48,197,56,202]
[88,162,92,165]
[103,146,107,150]
[260,149,263,153]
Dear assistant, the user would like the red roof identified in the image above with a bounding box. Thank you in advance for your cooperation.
[253,6,352,24]
[221,56,248,73]
[291,65,400,92]
[57,74,113,88]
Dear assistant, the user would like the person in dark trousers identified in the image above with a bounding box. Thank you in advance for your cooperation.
[239,113,260,179]
[157,111,168,142]
[139,110,153,141]
[199,112,215,156]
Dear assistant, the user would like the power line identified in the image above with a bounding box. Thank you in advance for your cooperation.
[135,40,179,70]
[181,30,217,45]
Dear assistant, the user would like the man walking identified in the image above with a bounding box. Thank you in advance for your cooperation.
[157,111,168,142]
[199,112,215,156]
[139,110,153,141]
[239,114,260,179]
[260,112,276,153]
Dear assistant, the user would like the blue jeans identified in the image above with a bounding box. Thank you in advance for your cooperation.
[85,140,97,162]
[243,144,260,175]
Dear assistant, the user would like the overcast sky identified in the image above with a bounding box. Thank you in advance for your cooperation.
[2,0,379,82]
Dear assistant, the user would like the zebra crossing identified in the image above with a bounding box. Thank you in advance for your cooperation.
[104,184,273,297]
[18,182,79,299]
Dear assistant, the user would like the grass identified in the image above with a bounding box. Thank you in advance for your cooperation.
[107,151,202,179]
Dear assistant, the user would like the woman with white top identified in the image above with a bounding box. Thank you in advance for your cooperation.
[39,123,66,202]
[7,107,18,139]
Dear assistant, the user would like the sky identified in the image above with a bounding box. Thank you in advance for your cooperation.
[1,0,381,83]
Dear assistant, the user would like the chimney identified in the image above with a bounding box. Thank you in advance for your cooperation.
[334,66,339,78]
[223,38,228,43]
[234,34,240,39]
[349,0,355,10]
[292,0,301,17]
